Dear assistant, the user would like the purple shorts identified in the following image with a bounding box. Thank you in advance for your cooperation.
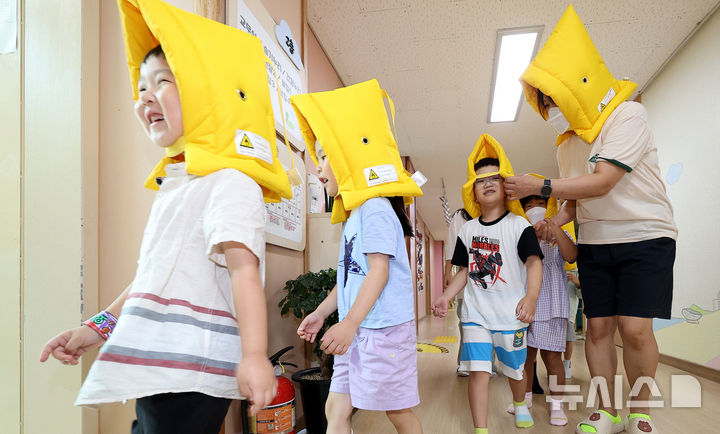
[329,320,419,411]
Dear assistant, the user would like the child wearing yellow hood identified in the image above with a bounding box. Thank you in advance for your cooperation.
[432,134,543,433]
[39,0,292,431]
[506,5,677,434]
[292,79,423,433]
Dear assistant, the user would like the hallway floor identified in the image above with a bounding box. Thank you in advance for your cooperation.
[350,312,720,433]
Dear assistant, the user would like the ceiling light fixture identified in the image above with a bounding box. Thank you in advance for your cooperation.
[488,26,543,123]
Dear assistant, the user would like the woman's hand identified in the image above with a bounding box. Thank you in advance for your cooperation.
[504,175,543,201]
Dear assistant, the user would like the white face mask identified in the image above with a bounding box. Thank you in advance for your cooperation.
[547,107,570,135]
[525,207,547,225]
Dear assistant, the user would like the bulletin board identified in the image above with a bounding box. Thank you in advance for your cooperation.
[264,139,306,251]
[223,0,308,250]
[230,0,308,151]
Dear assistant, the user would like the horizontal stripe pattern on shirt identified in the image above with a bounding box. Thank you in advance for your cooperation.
[98,345,236,377]
[122,306,238,336]
[127,292,236,319]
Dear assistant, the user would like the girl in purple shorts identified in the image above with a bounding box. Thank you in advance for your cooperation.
[291,80,424,434]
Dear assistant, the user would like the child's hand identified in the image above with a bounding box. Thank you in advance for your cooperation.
[516,296,537,323]
[567,272,580,287]
[534,219,555,243]
[235,353,278,416]
[39,326,105,365]
[320,320,357,355]
[297,311,325,343]
[431,296,449,318]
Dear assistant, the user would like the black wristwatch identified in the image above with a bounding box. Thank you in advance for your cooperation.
[540,179,552,199]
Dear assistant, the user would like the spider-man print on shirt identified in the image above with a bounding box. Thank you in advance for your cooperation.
[467,235,505,289]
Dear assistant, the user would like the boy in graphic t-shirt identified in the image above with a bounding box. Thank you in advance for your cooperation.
[432,134,543,434]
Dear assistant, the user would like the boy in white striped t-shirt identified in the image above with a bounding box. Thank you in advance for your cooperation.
[39,1,293,432]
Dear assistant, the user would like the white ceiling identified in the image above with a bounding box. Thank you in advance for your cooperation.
[307,0,720,241]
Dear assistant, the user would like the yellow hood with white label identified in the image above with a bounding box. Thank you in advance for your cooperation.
[290,79,423,223]
[462,134,524,219]
[118,0,291,202]
[519,5,637,145]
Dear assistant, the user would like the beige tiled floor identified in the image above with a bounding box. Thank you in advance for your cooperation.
[350,312,720,433]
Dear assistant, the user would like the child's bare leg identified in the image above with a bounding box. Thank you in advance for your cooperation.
[508,376,526,403]
[325,392,353,434]
[523,346,538,393]
[541,349,568,426]
[564,340,573,360]
[386,408,423,434]
[540,350,565,398]
[468,371,491,428]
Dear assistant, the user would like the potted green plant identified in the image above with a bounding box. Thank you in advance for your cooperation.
[279,268,337,434]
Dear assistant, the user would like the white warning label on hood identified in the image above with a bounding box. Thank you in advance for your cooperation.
[235,130,273,164]
[598,87,616,113]
[364,164,399,187]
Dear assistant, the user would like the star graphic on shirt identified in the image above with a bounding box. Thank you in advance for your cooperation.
[343,234,363,287]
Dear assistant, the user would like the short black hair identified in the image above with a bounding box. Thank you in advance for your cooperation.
[520,195,546,208]
[454,208,471,221]
[142,45,165,64]
[473,157,500,172]
[537,89,546,114]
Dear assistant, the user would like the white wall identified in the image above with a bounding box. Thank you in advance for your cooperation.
[642,8,720,368]
[642,9,720,315]
[18,1,100,433]
[0,1,22,432]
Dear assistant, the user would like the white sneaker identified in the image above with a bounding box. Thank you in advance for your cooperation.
[456,367,469,377]
[563,359,572,379]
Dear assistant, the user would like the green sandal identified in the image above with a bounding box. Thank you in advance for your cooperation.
[575,410,625,434]
[626,413,657,433]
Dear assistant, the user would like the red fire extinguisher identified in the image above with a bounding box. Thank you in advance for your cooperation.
[243,346,298,434]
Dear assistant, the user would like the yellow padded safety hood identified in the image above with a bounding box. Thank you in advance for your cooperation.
[118,0,291,202]
[462,134,524,219]
[519,5,637,145]
[290,79,423,224]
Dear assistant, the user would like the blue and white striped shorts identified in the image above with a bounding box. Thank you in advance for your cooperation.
[459,322,527,380]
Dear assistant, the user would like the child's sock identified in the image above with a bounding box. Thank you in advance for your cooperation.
[549,398,568,426]
[513,399,534,428]
[474,428,488,434]
[563,359,572,379]
[506,391,533,414]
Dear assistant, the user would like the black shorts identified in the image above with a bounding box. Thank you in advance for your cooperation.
[577,237,676,319]
[132,392,231,434]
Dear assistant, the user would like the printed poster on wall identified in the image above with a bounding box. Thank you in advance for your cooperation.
[236,0,306,151]
[264,141,306,251]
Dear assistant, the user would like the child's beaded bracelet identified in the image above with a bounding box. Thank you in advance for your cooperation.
[83,310,118,340]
